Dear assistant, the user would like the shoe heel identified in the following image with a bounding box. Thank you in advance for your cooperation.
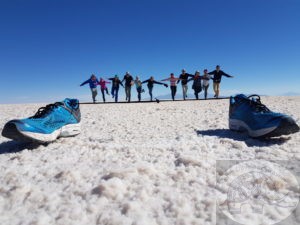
[229,119,244,131]
[60,123,81,137]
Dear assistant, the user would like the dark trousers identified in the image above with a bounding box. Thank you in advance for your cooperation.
[101,88,109,102]
[171,86,177,100]
[148,86,153,101]
[203,85,209,99]
[111,87,119,102]
[125,85,131,102]
[137,87,142,102]
[194,86,202,99]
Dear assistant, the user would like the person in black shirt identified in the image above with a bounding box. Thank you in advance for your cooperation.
[208,65,234,98]
[142,76,168,101]
[177,69,194,100]
[122,72,134,102]
[108,75,124,102]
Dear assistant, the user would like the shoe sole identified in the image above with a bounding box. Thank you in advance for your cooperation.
[261,118,300,138]
[2,123,34,142]
[229,119,299,138]
[2,122,81,143]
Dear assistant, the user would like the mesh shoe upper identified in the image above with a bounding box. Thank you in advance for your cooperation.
[10,98,81,134]
[229,94,289,131]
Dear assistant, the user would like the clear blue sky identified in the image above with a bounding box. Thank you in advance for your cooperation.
[1,0,299,103]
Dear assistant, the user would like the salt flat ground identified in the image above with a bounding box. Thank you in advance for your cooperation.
[0,96,300,225]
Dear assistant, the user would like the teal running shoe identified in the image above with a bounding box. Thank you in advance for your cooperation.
[229,94,299,138]
[2,98,81,142]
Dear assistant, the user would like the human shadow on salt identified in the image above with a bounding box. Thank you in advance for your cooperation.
[195,129,290,147]
[0,141,44,154]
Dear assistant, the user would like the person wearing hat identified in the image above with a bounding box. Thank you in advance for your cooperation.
[108,75,124,102]
[208,65,234,98]
[161,73,181,101]
[80,74,99,103]
[122,72,134,102]
[177,69,194,100]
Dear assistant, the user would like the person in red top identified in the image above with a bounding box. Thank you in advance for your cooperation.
[98,78,111,103]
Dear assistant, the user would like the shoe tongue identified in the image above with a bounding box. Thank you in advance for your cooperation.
[233,94,248,103]
[63,98,79,110]
[235,94,248,99]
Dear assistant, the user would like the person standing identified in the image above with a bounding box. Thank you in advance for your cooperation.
[162,73,181,101]
[177,69,194,100]
[122,72,134,102]
[187,71,206,100]
[134,76,144,102]
[98,78,111,103]
[80,74,99,103]
[208,65,234,98]
[108,75,124,102]
[142,76,168,101]
[202,69,212,99]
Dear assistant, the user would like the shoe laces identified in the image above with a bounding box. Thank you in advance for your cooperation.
[30,102,63,118]
[246,94,270,113]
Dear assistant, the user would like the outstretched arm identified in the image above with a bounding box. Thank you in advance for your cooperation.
[161,78,171,81]
[121,76,125,83]
[187,78,194,83]
[200,76,210,80]
[221,71,233,78]
[142,79,149,84]
[177,75,183,84]
[119,81,124,87]
[154,80,168,87]
[102,79,111,83]
[153,80,164,85]
[80,79,89,86]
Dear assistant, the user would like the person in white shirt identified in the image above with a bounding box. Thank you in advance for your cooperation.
[202,69,212,99]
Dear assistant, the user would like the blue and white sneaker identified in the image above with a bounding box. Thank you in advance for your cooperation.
[229,94,299,138]
[2,98,81,143]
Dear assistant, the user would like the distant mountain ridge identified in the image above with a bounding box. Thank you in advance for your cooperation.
[152,93,225,100]
[281,92,300,96]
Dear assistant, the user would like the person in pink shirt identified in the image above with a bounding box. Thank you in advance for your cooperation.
[98,78,111,102]
[162,73,181,100]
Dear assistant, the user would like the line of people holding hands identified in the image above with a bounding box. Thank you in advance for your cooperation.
[80,65,234,103]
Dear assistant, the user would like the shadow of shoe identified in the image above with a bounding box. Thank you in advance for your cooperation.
[195,129,290,147]
[0,140,45,154]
